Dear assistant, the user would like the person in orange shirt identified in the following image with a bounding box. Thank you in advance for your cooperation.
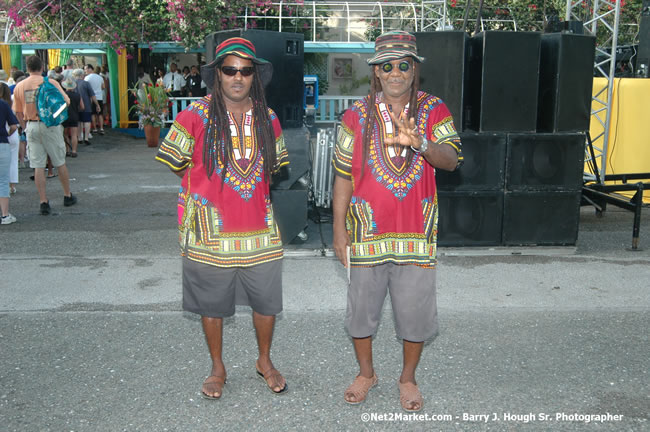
[12,55,77,215]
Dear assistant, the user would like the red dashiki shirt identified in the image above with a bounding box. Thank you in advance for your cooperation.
[156,96,289,268]
[333,91,463,268]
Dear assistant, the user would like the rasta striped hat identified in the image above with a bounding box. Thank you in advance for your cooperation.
[201,37,273,89]
[367,30,425,65]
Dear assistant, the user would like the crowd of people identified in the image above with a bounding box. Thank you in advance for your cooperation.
[0,56,109,224]
[140,62,207,97]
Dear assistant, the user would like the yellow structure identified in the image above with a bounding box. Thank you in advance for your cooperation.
[117,50,136,128]
[589,77,650,202]
[0,44,11,77]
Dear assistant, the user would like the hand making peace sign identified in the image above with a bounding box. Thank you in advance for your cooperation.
[383,109,424,151]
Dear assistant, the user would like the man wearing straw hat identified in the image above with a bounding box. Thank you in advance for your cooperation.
[156,37,289,400]
[332,30,464,412]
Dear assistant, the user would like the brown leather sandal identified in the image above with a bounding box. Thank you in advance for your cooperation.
[256,364,288,395]
[398,381,423,412]
[344,373,378,405]
[201,375,226,400]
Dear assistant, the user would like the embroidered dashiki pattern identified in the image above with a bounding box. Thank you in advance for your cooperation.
[156,96,289,268]
[333,91,462,268]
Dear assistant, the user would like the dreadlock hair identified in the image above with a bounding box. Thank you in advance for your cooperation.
[361,60,420,176]
[202,60,277,184]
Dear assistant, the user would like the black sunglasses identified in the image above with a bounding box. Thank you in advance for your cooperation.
[380,61,411,74]
[220,66,254,77]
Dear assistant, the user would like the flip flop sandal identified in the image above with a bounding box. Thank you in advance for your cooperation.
[256,366,288,395]
[201,375,226,400]
[398,381,423,412]
[344,373,378,405]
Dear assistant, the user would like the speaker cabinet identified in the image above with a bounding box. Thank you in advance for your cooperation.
[506,133,585,191]
[502,191,581,245]
[436,132,506,191]
[270,189,308,244]
[467,31,541,132]
[205,30,304,129]
[537,34,596,132]
[272,127,311,190]
[437,191,503,246]
[414,31,469,132]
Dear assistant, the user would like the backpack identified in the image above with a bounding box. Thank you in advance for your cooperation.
[36,76,68,127]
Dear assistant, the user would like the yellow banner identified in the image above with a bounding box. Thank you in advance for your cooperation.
[0,44,11,78]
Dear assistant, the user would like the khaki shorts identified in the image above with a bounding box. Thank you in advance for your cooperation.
[182,257,283,318]
[346,263,438,342]
[26,121,66,168]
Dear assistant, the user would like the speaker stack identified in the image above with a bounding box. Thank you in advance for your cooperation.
[502,133,584,245]
[421,30,594,246]
[436,133,506,246]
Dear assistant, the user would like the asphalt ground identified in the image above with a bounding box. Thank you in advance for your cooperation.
[1,130,648,431]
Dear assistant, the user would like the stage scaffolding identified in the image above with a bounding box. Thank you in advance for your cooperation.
[566,0,622,184]
[241,1,450,41]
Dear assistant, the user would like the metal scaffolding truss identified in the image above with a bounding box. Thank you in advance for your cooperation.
[566,0,622,184]
[479,6,518,32]
[241,1,449,42]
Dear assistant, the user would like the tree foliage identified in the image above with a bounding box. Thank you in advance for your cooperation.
[2,0,644,49]
[3,0,326,50]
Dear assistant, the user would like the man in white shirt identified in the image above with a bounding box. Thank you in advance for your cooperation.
[162,63,186,97]
[84,64,105,135]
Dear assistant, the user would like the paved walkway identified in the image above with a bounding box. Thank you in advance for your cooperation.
[1,131,648,431]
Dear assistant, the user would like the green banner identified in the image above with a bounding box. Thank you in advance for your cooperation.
[106,46,119,126]
[59,48,72,66]
[10,45,22,70]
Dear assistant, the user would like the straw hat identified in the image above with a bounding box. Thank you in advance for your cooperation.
[367,31,425,65]
[201,37,273,89]
[61,78,77,90]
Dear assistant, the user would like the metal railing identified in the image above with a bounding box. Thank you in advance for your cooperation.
[167,95,359,125]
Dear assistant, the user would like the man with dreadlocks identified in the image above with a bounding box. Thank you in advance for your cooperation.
[156,38,289,400]
[332,31,464,412]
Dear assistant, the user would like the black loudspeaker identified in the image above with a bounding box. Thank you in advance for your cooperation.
[506,133,585,192]
[270,189,308,244]
[537,34,596,132]
[414,31,469,132]
[205,30,304,128]
[436,132,506,191]
[467,31,541,132]
[272,127,311,190]
[502,191,581,245]
[437,191,503,246]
